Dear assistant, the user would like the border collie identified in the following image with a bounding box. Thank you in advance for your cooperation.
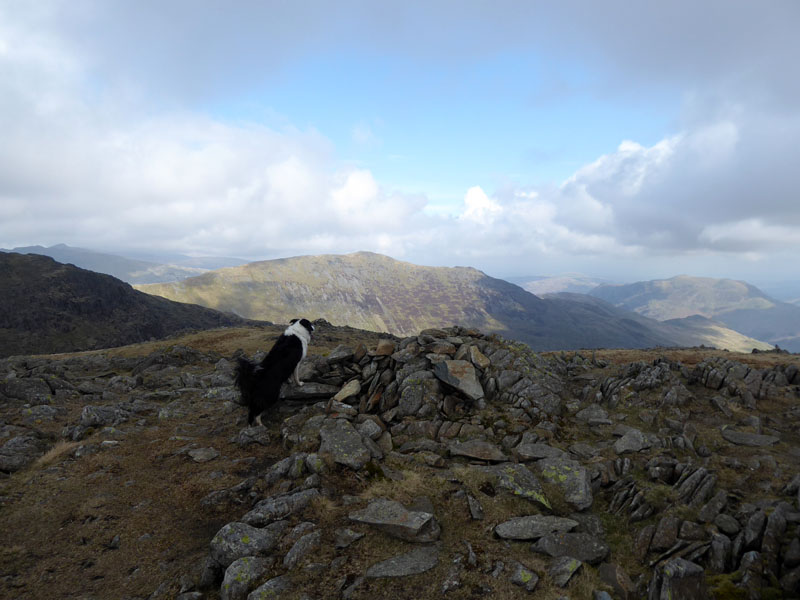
[234,318,314,426]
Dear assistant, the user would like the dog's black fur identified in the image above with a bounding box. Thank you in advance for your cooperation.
[234,318,314,426]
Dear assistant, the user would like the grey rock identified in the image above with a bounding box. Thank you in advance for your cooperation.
[242,488,320,527]
[80,404,131,428]
[714,513,740,536]
[189,447,219,463]
[613,428,651,454]
[348,498,440,542]
[466,493,484,520]
[476,463,551,510]
[575,404,609,423]
[334,528,365,549]
[246,575,292,600]
[698,490,728,523]
[537,457,593,511]
[220,556,272,600]
[785,537,800,569]
[547,556,583,587]
[515,442,567,461]
[210,521,288,567]
[510,561,540,592]
[365,545,440,578]
[235,426,271,447]
[318,419,371,470]
[532,532,610,564]
[433,360,484,401]
[333,380,361,403]
[648,558,706,600]
[283,530,321,569]
[449,439,507,462]
[282,382,340,400]
[597,562,636,600]
[327,345,354,364]
[743,509,766,550]
[0,434,48,472]
[495,515,579,540]
[720,428,779,447]
[708,532,732,574]
[651,515,680,552]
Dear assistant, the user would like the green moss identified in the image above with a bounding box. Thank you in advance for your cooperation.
[707,573,746,600]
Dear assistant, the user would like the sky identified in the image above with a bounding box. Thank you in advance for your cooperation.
[1,0,799,284]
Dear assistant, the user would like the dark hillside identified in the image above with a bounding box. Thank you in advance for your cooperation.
[0,253,247,357]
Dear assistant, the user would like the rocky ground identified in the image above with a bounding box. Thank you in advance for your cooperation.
[1,322,799,599]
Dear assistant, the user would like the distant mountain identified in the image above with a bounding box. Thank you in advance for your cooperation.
[137,252,771,352]
[0,253,248,357]
[590,275,800,352]
[0,244,247,284]
[505,274,612,295]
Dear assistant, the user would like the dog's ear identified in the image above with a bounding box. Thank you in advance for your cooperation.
[299,318,314,332]
[289,318,299,325]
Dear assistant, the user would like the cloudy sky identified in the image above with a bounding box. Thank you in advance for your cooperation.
[2,1,799,284]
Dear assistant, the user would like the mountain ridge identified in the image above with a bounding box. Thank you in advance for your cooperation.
[589,275,800,351]
[137,252,772,352]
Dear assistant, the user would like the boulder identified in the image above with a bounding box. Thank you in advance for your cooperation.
[537,457,593,511]
[348,499,440,543]
[449,439,507,462]
[720,428,779,447]
[318,419,371,470]
[209,521,288,568]
[220,557,272,600]
[532,532,610,565]
[433,360,484,401]
[495,515,579,540]
[365,545,440,578]
[647,558,706,600]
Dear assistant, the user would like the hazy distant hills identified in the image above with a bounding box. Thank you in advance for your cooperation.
[0,244,246,284]
[590,275,800,352]
[505,274,612,295]
[0,253,248,357]
[137,252,771,352]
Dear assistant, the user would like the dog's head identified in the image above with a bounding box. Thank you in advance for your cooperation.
[290,318,315,334]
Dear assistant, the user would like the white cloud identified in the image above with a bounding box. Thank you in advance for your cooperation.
[460,186,502,225]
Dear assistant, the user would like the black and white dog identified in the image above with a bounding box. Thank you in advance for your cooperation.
[234,318,314,426]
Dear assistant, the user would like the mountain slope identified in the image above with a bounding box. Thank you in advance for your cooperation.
[0,244,245,284]
[0,253,247,357]
[589,275,800,351]
[137,252,769,351]
[505,274,611,295]
[544,294,772,353]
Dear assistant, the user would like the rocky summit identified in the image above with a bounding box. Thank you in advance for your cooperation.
[1,322,799,599]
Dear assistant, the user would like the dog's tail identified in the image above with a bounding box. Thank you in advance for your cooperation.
[233,357,257,407]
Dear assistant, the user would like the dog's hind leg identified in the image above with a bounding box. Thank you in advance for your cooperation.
[292,364,304,387]
[254,413,264,427]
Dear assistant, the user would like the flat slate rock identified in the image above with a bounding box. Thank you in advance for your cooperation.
[515,442,567,461]
[318,419,371,470]
[349,498,441,542]
[548,556,583,587]
[282,382,340,400]
[449,439,507,462]
[365,545,440,578]
[433,360,484,401]
[720,428,780,447]
[476,463,551,510]
[495,515,579,540]
[532,532,610,565]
